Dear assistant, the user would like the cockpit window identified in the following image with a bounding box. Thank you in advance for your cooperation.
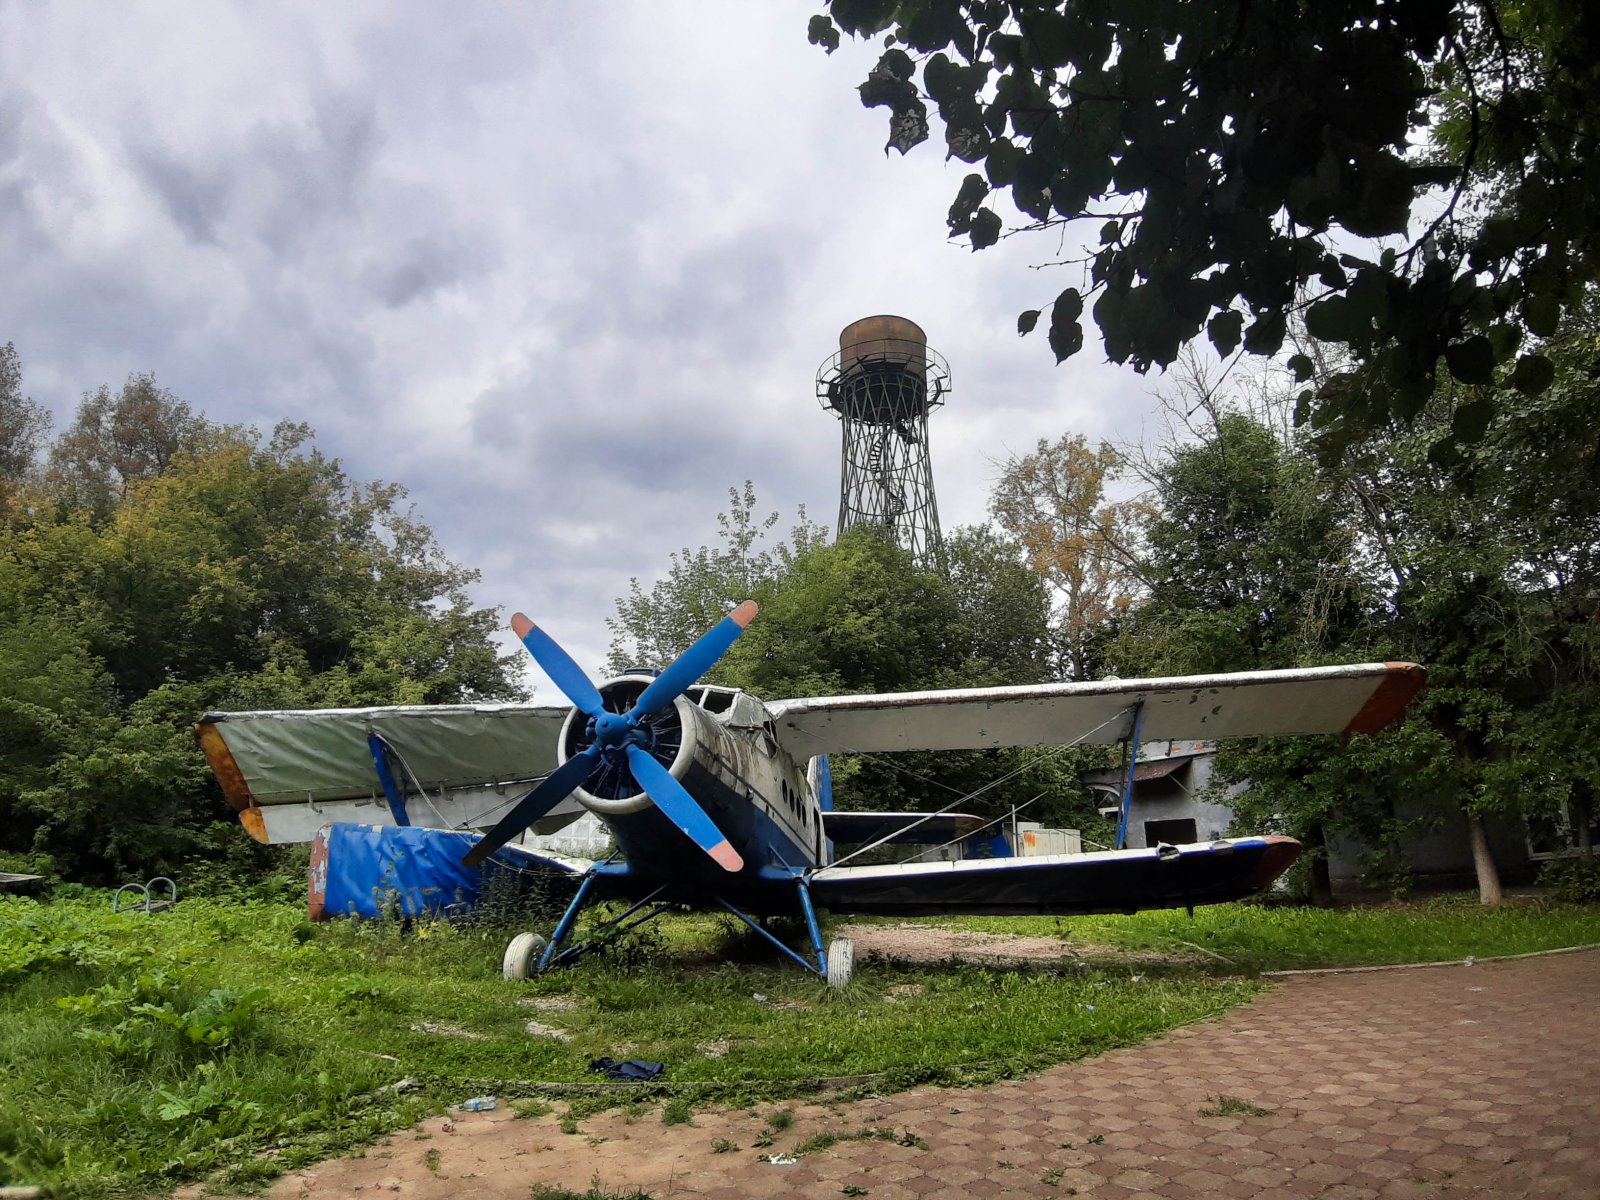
[695,686,737,714]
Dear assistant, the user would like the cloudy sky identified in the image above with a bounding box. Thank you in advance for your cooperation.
[1,2,1165,695]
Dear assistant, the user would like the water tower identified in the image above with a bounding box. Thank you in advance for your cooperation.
[816,316,949,563]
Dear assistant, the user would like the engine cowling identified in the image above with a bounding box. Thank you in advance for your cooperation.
[557,677,748,817]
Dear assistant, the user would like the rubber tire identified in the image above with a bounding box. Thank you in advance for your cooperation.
[826,937,854,989]
[502,932,548,981]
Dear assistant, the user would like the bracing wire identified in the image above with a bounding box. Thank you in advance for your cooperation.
[819,705,1135,870]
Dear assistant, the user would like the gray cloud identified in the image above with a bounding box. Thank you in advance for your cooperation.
[0,1,1170,693]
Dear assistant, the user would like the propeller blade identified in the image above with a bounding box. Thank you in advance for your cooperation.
[463,746,599,868]
[630,601,758,719]
[625,744,743,872]
[512,613,605,718]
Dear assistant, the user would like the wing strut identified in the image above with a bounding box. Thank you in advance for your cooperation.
[1115,702,1146,851]
[368,733,411,826]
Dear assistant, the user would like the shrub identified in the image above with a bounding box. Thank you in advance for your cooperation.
[1537,856,1600,904]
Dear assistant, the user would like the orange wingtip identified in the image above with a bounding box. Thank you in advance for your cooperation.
[239,806,269,845]
[510,612,533,639]
[1344,663,1427,736]
[1248,836,1303,890]
[196,723,255,813]
[708,841,745,872]
[730,600,758,628]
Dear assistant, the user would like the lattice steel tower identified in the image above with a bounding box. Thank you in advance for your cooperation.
[816,315,949,563]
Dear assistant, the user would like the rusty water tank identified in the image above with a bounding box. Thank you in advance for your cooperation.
[826,315,930,424]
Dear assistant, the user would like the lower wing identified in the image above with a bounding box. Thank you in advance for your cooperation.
[809,837,1301,917]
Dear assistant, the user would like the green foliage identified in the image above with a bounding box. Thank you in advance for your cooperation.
[930,895,1600,971]
[814,0,1600,451]
[1537,857,1600,905]
[1111,408,1374,677]
[1092,328,1600,899]
[0,364,521,882]
[0,342,49,496]
[607,481,827,678]
[659,1097,695,1126]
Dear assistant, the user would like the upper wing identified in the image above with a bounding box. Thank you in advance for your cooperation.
[767,662,1425,758]
[196,703,576,844]
[809,837,1302,917]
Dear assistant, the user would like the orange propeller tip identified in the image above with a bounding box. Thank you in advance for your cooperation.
[510,613,533,638]
[709,841,745,872]
[731,600,758,628]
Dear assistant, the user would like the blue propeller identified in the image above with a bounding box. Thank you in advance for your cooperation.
[462,603,757,871]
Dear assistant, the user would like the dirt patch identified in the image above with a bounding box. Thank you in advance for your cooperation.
[408,1021,487,1040]
[523,1020,574,1041]
[836,922,1081,965]
[518,994,580,1012]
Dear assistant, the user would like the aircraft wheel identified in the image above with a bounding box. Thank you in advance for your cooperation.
[502,932,548,980]
[826,937,854,989]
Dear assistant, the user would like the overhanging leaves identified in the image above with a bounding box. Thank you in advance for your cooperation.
[818,0,1600,452]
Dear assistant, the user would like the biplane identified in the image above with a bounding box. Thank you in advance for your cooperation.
[197,601,1425,985]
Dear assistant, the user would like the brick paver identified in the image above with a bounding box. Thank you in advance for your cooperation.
[267,949,1600,1199]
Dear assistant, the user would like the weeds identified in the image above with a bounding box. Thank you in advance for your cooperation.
[711,1138,737,1153]
[530,1184,655,1200]
[792,1126,925,1158]
[660,1098,694,1126]
[1198,1094,1272,1118]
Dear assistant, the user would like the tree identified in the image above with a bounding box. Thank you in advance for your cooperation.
[1109,321,1600,905]
[1328,320,1600,903]
[1092,380,1398,902]
[1,413,521,880]
[48,374,212,519]
[989,433,1145,676]
[606,482,828,678]
[1113,407,1376,677]
[943,523,1054,685]
[0,343,50,490]
[811,0,1600,449]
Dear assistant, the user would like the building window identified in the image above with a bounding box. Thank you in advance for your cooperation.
[1526,799,1600,860]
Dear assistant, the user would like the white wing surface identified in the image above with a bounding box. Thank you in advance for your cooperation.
[197,703,576,844]
[767,663,1424,758]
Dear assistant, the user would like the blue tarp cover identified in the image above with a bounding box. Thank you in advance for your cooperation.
[314,823,500,918]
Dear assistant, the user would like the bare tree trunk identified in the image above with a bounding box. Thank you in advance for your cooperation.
[1305,821,1335,907]
[1467,814,1503,907]
[1576,794,1593,859]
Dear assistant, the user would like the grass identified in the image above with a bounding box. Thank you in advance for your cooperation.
[0,889,1595,1197]
[899,891,1600,971]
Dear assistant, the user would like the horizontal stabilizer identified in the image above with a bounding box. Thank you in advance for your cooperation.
[810,837,1301,917]
[821,810,983,845]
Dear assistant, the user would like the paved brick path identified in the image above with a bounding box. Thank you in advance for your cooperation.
[267,949,1600,1199]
